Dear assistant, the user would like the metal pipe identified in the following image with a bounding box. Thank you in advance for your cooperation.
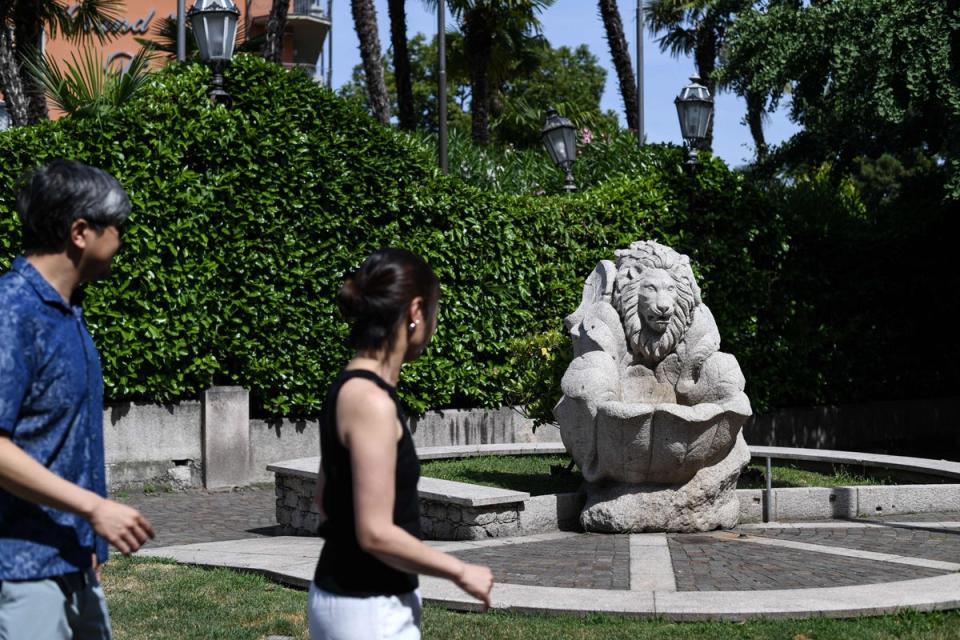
[327,0,333,88]
[763,456,772,523]
[636,0,644,145]
[438,0,448,174]
[177,0,186,62]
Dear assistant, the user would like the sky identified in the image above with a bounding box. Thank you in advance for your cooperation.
[325,0,799,167]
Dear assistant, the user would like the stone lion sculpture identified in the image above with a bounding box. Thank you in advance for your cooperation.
[554,240,752,532]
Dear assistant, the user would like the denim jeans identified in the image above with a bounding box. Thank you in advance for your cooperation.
[308,583,422,640]
[0,569,112,640]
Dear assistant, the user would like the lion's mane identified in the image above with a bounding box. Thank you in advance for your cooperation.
[612,241,702,367]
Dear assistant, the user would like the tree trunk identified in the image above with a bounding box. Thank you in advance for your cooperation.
[463,8,494,145]
[745,87,767,161]
[261,0,290,64]
[0,23,28,127]
[351,0,390,124]
[13,0,45,124]
[693,31,717,152]
[387,0,414,130]
[597,0,638,132]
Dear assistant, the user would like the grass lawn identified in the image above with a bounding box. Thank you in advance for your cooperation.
[103,557,960,639]
[419,455,899,495]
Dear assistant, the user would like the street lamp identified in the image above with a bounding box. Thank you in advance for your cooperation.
[187,0,240,106]
[674,75,713,166]
[541,108,577,192]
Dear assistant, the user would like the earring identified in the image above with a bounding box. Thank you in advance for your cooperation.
[408,321,418,332]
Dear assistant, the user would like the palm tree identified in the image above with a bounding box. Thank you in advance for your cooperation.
[24,45,154,120]
[387,0,416,130]
[645,0,750,153]
[0,0,123,126]
[261,0,289,64]
[597,0,638,132]
[351,0,391,124]
[427,0,554,145]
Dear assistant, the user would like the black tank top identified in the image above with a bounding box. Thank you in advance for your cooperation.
[313,369,422,596]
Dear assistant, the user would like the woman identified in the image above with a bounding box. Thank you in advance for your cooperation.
[309,248,493,640]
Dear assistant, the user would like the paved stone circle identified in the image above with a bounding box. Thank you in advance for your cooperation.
[120,488,960,595]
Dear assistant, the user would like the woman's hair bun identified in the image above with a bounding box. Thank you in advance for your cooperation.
[336,277,367,319]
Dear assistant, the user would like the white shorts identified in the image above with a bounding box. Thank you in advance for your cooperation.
[307,583,422,640]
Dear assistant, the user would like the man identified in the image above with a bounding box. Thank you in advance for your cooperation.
[0,160,154,640]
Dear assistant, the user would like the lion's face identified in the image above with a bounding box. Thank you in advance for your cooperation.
[635,268,678,335]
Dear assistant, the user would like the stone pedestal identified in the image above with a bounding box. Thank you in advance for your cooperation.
[202,386,250,489]
[580,434,750,533]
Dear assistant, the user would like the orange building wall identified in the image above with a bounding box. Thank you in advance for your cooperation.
[43,1,300,71]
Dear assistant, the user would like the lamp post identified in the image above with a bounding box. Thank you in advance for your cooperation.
[674,75,713,166]
[541,108,577,192]
[187,0,241,106]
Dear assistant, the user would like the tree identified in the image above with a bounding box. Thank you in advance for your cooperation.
[351,0,390,124]
[597,0,638,132]
[261,0,290,64]
[388,0,415,130]
[718,0,960,193]
[644,0,752,154]
[426,0,555,145]
[340,34,613,148]
[0,0,123,126]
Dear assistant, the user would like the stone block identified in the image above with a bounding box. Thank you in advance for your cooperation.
[857,484,960,517]
[472,511,496,526]
[446,505,462,523]
[432,520,454,540]
[454,525,487,540]
[737,489,764,523]
[774,486,857,521]
[202,387,250,489]
[497,510,518,523]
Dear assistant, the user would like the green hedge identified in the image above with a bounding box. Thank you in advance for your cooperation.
[0,55,955,421]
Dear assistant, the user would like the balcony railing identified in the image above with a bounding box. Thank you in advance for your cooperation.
[291,0,326,18]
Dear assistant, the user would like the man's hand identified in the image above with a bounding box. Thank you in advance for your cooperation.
[87,498,155,555]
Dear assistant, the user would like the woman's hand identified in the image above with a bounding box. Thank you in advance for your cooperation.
[455,562,494,609]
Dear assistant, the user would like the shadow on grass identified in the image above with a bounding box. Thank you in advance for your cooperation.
[455,469,584,496]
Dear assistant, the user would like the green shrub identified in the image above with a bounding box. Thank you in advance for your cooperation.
[1,55,954,423]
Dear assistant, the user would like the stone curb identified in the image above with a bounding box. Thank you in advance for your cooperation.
[139,536,960,621]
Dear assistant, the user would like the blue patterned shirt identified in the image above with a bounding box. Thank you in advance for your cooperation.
[0,256,108,579]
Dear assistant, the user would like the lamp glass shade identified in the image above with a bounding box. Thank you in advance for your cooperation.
[188,0,240,61]
[674,76,714,143]
[675,99,713,141]
[541,109,577,168]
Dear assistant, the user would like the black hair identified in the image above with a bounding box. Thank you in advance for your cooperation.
[15,159,131,253]
[337,248,441,352]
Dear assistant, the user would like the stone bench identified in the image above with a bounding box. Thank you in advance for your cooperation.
[267,456,582,540]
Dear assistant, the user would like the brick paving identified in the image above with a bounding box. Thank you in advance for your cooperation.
[118,485,281,549]
[119,486,960,592]
[747,526,960,564]
[451,534,631,590]
[666,534,950,591]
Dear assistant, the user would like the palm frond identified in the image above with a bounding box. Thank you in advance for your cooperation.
[23,44,155,119]
[45,0,126,44]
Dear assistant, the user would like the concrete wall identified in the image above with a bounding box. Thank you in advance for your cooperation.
[101,396,553,491]
[743,396,960,460]
[103,400,202,490]
[102,392,958,491]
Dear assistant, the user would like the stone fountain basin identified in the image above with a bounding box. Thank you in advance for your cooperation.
[583,392,752,485]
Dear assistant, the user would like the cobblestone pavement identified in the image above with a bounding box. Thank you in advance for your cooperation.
[451,533,631,590]
[119,486,960,592]
[118,485,281,549]
[666,533,950,591]
[747,525,960,564]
